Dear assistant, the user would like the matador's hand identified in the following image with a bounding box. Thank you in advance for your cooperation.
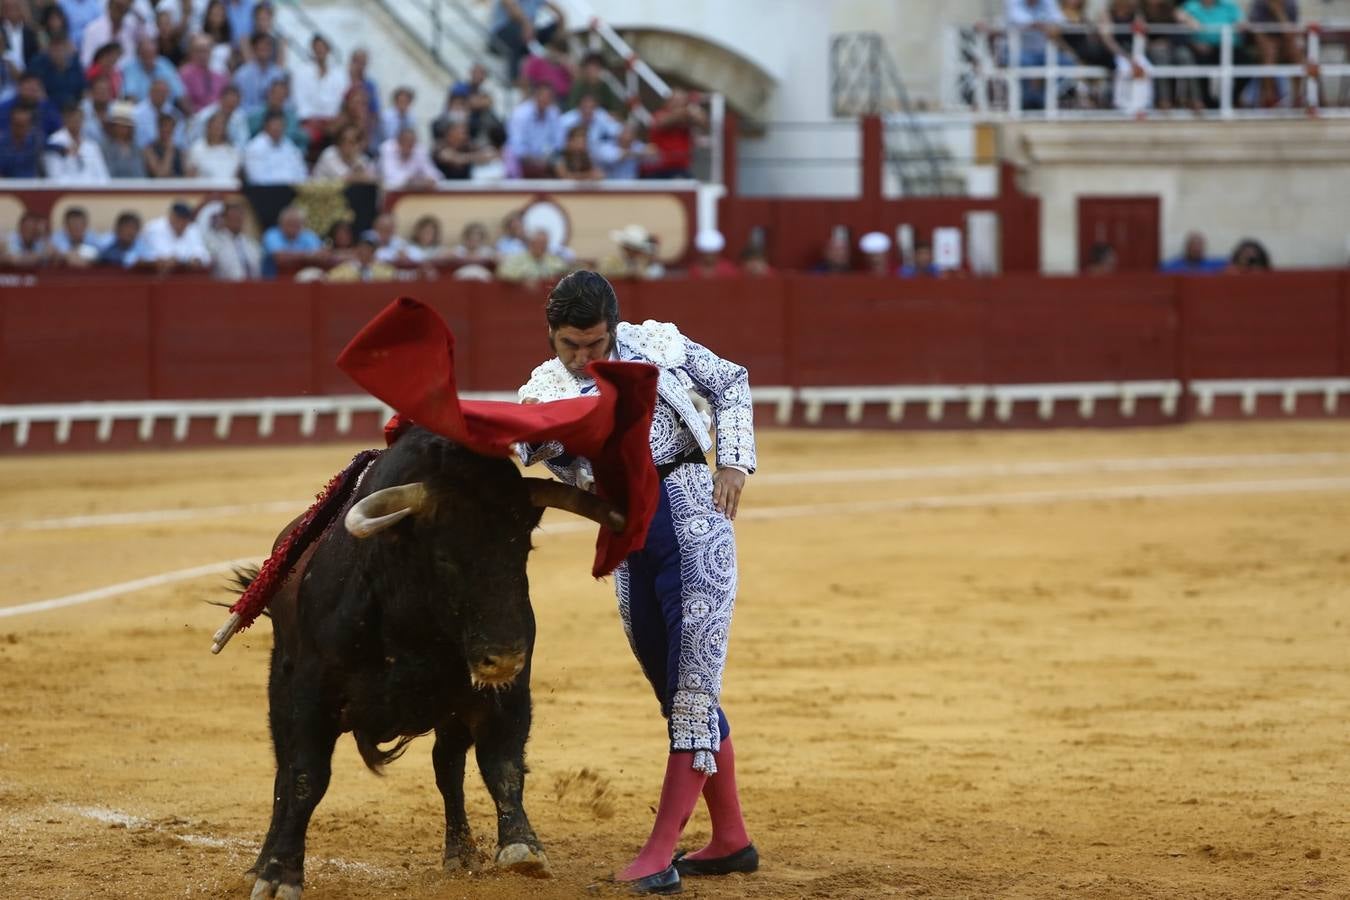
[712,467,746,520]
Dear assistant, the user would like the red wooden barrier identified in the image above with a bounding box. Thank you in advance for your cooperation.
[1179,271,1344,379]
[986,274,1179,383]
[0,284,153,403]
[786,276,988,386]
[151,282,316,399]
[2,273,1349,410]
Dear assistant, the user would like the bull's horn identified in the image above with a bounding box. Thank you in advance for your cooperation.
[525,478,626,532]
[345,482,429,538]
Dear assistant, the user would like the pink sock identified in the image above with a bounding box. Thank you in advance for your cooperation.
[617,753,708,881]
[686,736,751,860]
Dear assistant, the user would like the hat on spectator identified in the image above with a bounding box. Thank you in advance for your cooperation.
[449,83,472,99]
[107,101,136,127]
[610,224,658,254]
[859,231,891,255]
[695,229,725,254]
[357,230,380,247]
[170,201,194,219]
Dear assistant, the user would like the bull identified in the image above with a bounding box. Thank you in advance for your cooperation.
[240,425,624,900]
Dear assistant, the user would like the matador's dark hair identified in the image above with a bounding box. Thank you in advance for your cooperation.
[545,270,619,332]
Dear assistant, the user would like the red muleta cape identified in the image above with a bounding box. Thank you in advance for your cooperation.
[336,296,660,577]
[211,297,658,654]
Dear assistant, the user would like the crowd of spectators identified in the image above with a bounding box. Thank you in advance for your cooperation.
[0,192,779,282]
[1004,0,1311,111]
[0,0,709,184]
[805,228,1275,277]
[1,194,1283,280]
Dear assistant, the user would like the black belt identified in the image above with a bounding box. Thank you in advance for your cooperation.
[656,447,708,480]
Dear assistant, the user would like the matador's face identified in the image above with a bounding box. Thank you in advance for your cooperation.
[550,323,614,378]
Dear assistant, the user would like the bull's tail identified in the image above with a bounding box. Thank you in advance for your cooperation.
[212,449,383,654]
[229,564,261,594]
[203,566,269,616]
[353,731,417,774]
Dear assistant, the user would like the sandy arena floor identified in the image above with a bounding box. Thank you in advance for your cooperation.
[1,423,1348,899]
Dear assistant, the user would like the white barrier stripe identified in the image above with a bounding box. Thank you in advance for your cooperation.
[0,500,308,533]
[753,452,1350,486]
[7,475,1350,620]
[0,559,255,619]
[740,476,1350,522]
[49,805,397,875]
[7,451,1350,534]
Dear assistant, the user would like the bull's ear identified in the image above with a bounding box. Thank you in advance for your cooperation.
[525,478,626,532]
[345,483,429,537]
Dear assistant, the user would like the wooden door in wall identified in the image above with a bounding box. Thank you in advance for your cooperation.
[1077,196,1161,272]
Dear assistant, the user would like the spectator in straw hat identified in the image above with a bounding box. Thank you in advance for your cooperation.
[688,229,739,278]
[859,231,892,276]
[99,99,145,177]
[600,223,665,280]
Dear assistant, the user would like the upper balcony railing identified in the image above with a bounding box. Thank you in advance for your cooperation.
[946,20,1350,119]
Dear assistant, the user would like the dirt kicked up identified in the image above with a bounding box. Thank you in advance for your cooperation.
[1,422,1348,899]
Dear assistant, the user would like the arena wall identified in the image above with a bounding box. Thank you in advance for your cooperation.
[3,272,1349,453]
[1006,120,1350,273]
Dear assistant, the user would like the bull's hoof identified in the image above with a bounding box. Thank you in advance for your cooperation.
[443,847,487,874]
[249,878,302,899]
[495,843,552,878]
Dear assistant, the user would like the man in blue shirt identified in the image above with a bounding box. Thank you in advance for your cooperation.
[50,205,107,264]
[132,78,182,148]
[60,0,105,50]
[99,211,147,267]
[234,33,286,114]
[899,242,942,278]
[1160,232,1227,274]
[558,92,620,159]
[29,37,86,110]
[506,81,561,178]
[0,105,42,177]
[225,0,257,49]
[1005,0,1077,109]
[260,205,324,278]
[490,0,565,80]
[0,73,62,140]
[119,36,184,102]
[346,48,381,121]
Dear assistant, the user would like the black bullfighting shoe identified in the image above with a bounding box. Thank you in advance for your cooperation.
[626,864,683,894]
[672,843,759,876]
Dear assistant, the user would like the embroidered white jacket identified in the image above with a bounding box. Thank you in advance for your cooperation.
[517,320,757,478]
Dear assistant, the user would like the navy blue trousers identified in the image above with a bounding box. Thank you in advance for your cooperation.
[621,476,731,744]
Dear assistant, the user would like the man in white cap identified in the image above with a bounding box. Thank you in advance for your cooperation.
[688,228,738,279]
[600,223,665,281]
[859,230,892,276]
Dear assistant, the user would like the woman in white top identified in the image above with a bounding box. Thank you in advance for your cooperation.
[312,125,378,182]
[451,221,496,262]
[187,114,242,180]
[409,215,449,261]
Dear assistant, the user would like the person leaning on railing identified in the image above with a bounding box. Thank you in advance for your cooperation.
[312,123,377,182]
[1005,0,1081,109]
[1175,0,1245,108]
[261,205,324,278]
[489,0,566,83]
[1248,0,1304,107]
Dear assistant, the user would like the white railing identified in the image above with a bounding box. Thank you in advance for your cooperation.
[7,379,1350,448]
[951,20,1350,119]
